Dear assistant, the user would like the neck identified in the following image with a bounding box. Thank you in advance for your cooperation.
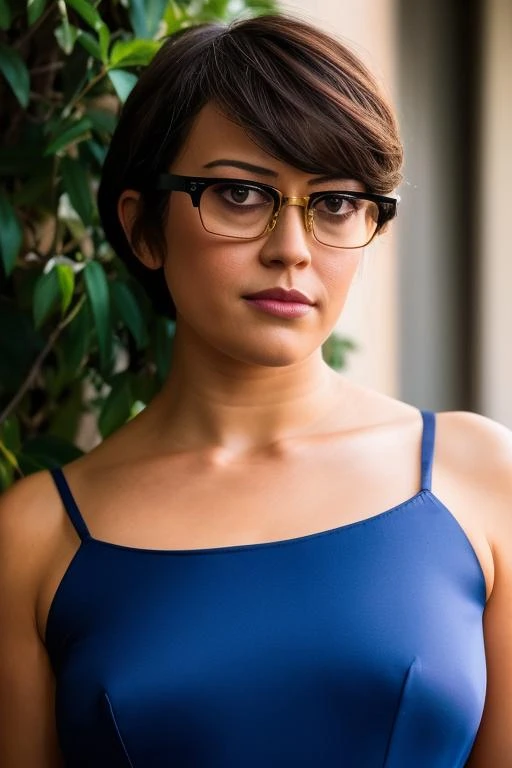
[148,324,343,456]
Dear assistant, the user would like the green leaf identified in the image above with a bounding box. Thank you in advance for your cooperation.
[60,155,93,225]
[76,29,102,60]
[0,439,19,471]
[0,416,21,453]
[65,0,101,29]
[98,373,132,438]
[19,435,83,474]
[0,458,14,492]
[48,379,84,442]
[54,19,78,55]
[0,0,12,29]
[146,0,170,36]
[128,0,171,37]
[84,260,112,372]
[130,400,146,419]
[97,22,110,63]
[111,280,149,350]
[45,116,93,156]
[0,193,23,275]
[322,333,356,371]
[0,299,44,395]
[0,42,30,108]
[83,139,107,167]
[27,0,47,25]
[56,264,75,315]
[45,358,67,399]
[64,0,110,59]
[59,300,91,378]
[163,0,190,34]
[108,69,137,103]
[33,269,61,328]
[109,39,161,68]
[128,0,148,38]
[16,453,46,474]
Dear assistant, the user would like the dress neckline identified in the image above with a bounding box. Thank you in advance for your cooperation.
[82,490,431,556]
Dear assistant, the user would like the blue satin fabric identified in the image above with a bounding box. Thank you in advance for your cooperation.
[46,411,486,767]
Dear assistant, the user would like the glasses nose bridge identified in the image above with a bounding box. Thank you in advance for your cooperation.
[269,194,313,234]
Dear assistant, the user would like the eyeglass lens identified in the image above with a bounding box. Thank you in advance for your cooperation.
[197,182,380,248]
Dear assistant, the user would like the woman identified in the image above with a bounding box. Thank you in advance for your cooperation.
[0,13,510,767]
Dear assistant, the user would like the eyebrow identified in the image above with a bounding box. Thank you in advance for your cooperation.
[203,160,278,177]
[202,159,354,187]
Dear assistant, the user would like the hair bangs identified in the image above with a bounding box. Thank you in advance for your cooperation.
[198,17,402,193]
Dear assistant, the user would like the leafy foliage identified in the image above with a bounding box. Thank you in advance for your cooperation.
[0,0,352,491]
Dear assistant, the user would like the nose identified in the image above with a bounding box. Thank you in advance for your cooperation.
[258,201,312,269]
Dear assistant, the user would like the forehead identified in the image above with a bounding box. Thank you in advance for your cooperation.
[172,102,291,175]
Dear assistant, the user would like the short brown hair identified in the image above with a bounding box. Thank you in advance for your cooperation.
[97,14,403,317]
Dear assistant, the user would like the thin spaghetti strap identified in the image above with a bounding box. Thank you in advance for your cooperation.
[50,467,91,542]
[419,410,436,492]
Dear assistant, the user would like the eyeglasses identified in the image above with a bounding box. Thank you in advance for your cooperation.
[156,174,398,249]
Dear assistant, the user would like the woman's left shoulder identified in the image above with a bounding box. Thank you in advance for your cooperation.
[436,409,512,487]
[435,409,512,549]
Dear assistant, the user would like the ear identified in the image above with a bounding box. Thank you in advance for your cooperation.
[117,190,161,270]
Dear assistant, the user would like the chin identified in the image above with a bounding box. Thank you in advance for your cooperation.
[218,334,320,369]
[179,313,327,368]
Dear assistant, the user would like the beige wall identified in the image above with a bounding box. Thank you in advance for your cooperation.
[279,0,400,396]
[477,0,512,427]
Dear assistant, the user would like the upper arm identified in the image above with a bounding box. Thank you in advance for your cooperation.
[467,549,512,766]
[455,413,512,766]
[0,474,63,767]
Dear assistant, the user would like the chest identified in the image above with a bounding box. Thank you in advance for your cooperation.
[79,439,420,551]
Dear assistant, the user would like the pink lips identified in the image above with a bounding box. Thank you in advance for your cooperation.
[243,287,315,318]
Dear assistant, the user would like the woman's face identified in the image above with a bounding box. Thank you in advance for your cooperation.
[160,102,364,368]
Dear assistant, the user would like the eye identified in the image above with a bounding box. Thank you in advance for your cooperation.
[215,184,272,207]
[313,194,361,216]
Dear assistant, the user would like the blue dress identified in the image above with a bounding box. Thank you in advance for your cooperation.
[46,410,486,766]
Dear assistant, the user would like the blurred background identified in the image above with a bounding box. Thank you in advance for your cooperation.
[0,0,511,486]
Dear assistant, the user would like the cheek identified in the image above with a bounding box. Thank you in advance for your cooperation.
[160,195,253,314]
[317,251,362,311]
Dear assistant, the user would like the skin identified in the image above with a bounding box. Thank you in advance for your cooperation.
[0,103,511,766]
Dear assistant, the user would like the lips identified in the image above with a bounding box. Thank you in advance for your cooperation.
[242,287,315,319]
[243,287,314,305]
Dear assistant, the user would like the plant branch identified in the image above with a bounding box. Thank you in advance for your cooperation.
[30,62,65,76]
[29,90,63,105]
[14,2,58,50]
[63,67,109,118]
[0,296,87,428]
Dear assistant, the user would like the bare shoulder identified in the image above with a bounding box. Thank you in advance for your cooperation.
[0,469,61,540]
[0,471,65,607]
[436,410,512,538]
[436,409,512,466]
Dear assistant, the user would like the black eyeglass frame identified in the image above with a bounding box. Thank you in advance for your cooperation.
[156,173,399,248]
